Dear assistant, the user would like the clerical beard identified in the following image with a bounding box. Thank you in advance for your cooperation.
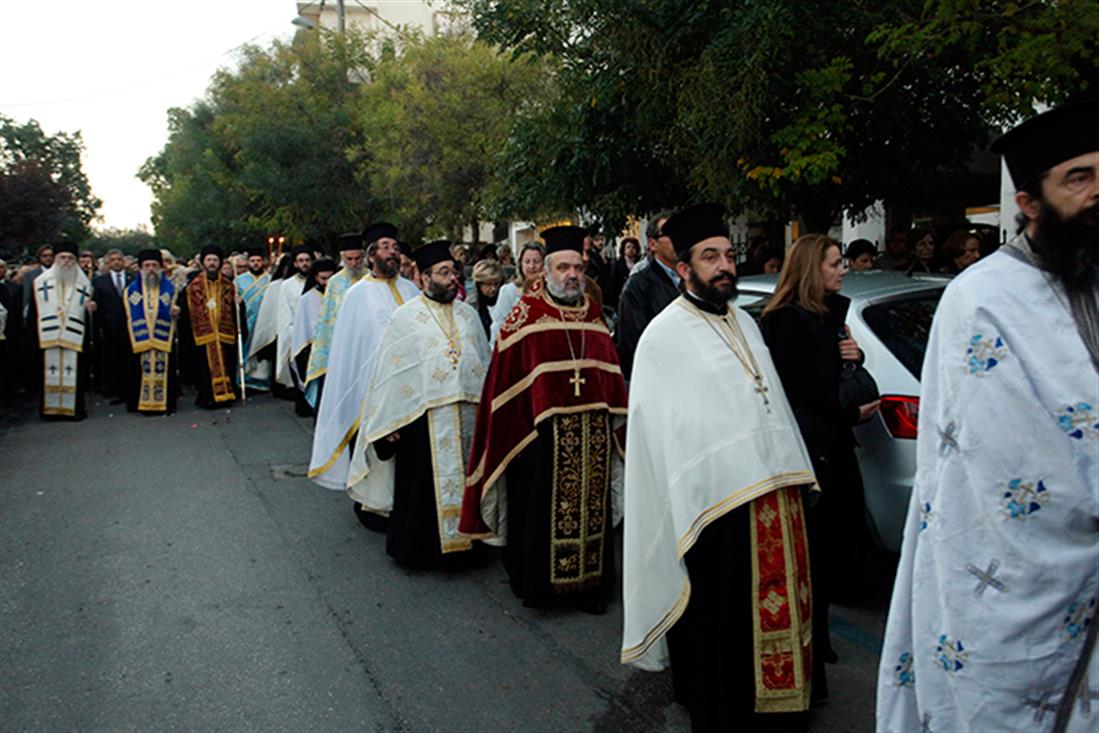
[686,267,738,306]
[545,273,585,304]
[206,266,221,281]
[55,263,77,289]
[143,272,160,290]
[1031,199,1099,293]
[374,254,400,279]
[425,278,458,303]
[347,263,366,279]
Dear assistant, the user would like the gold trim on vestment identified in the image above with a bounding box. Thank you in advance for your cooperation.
[490,359,623,413]
[496,321,610,353]
[308,417,362,478]
[464,403,630,495]
[428,404,474,554]
[619,471,815,665]
[549,411,610,590]
[137,350,170,412]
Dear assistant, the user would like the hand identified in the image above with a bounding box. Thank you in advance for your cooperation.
[858,400,881,422]
[85,301,97,313]
[838,325,860,361]
[171,305,181,316]
[384,432,400,443]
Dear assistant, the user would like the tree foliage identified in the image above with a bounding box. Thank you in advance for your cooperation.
[0,116,101,254]
[460,0,1098,230]
[353,31,550,241]
[80,227,158,256]
[140,31,376,256]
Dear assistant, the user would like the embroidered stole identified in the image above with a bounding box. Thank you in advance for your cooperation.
[186,274,237,403]
[750,485,813,712]
[549,411,612,591]
[35,272,91,416]
[126,277,176,412]
[426,403,476,554]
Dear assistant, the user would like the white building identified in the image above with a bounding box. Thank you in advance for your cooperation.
[295,1,462,36]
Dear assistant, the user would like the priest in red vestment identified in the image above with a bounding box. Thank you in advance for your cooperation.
[460,225,628,614]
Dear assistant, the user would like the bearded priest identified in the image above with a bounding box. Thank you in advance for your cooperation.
[308,224,419,498]
[302,232,369,409]
[291,258,338,417]
[178,244,243,408]
[459,225,628,614]
[30,241,94,420]
[124,249,180,415]
[236,246,272,392]
[620,203,818,728]
[346,241,491,568]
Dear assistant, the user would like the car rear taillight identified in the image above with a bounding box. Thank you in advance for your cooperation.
[880,395,919,439]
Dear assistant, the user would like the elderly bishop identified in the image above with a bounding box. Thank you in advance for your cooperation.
[460,226,628,614]
[347,241,491,568]
[31,241,94,420]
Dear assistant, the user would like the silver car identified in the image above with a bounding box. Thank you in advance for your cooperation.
[733,271,950,552]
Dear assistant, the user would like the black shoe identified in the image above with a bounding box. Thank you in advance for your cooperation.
[354,504,388,532]
[108,396,126,405]
[576,596,608,615]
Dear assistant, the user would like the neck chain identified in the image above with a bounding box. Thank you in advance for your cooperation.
[550,299,587,397]
[691,300,771,409]
[424,296,462,369]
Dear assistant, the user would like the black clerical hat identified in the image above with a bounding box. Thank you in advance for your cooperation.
[398,240,413,257]
[541,225,586,255]
[137,248,163,265]
[363,222,399,245]
[199,244,224,261]
[662,203,729,256]
[991,100,1099,189]
[246,246,265,258]
[53,241,78,256]
[290,244,312,259]
[412,240,454,272]
[335,232,364,254]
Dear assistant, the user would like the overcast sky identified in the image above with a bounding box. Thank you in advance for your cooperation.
[0,1,299,231]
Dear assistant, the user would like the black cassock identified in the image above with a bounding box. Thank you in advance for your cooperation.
[292,347,315,417]
[501,413,615,608]
[374,415,486,569]
[666,508,807,732]
[176,294,245,409]
[124,348,180,415]
[29,296,90,421]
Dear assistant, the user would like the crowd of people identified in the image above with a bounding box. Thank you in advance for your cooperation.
[1,101,1096,732]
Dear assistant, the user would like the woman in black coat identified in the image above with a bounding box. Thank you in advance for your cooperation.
[759,234,880,705]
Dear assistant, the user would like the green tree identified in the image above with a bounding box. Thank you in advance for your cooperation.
[353,31,551,241]
[80,227,158,256]
[0,116,101,254]
[460,0,1097,231]
[140,30,376,256]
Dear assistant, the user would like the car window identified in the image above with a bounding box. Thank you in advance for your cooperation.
[861,291,943,379]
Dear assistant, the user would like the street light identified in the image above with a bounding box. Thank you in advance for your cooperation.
[291,15,316,30]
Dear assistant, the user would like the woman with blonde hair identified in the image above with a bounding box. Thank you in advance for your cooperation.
[471,259,504,339]
[488,241,545,344]
[760,233,880,705]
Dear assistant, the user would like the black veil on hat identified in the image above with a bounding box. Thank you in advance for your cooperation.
[412,240,454,273]
[661,203,729,256]
[991,100,1099,189]
[137,248,163,265]
[199,243,224,261]
[291,244,312,259]
[540,225,586,255]
[363,222,399,246]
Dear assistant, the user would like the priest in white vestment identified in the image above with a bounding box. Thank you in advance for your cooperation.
[622,204,818,728]
[877,101,1099,733]
[290,258,338,417]
[308,229,418,494]
[346,241,491,567]
[31,242,94,420]
[302,232,370,407]
[273,246,313,390]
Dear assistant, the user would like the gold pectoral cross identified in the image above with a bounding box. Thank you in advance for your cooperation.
[569,367,586,397]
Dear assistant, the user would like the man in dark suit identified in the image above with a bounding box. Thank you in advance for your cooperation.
[90,249,133,402]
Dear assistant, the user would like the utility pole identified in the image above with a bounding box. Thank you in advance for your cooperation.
[337,0,345,33]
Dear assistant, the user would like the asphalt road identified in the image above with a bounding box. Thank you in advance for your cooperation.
[1,390,896,732]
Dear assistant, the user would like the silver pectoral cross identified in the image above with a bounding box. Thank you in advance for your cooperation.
[754,375,771,410]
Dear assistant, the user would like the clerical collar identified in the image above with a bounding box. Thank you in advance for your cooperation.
[683,288,727,316]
